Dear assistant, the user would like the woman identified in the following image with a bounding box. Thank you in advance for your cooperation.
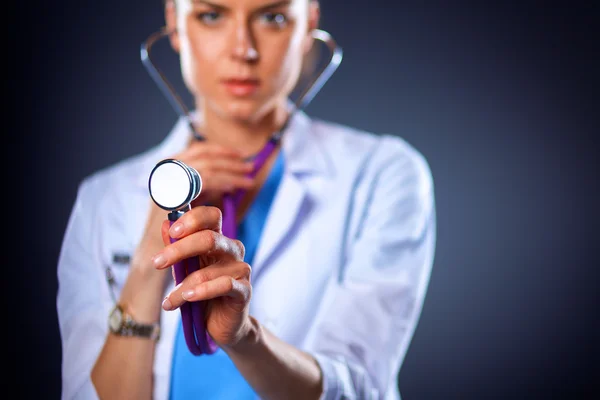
[56,0,437,399]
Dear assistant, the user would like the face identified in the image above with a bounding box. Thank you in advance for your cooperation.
[166,0,318,123]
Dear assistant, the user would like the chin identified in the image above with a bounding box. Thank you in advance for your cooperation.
[217,97,274,123]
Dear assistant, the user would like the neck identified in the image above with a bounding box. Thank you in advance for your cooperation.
[193,99,290,158]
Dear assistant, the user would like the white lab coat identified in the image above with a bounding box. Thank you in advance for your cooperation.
[57,110,436,400]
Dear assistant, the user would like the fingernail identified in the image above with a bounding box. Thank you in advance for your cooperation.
[182,289,195,300]
[152,253,166,268]
[162,297,173,311]
[170,222,183,238]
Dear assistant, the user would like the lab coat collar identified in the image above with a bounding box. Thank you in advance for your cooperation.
[135,109,332,188]
[281,109,333,177]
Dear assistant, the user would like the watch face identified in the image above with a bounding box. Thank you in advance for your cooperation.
[109,307,123,331]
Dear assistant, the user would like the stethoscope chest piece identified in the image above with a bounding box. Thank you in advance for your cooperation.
[148,158,202,215]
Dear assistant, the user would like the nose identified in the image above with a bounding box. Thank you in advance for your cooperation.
[230,18,259,62]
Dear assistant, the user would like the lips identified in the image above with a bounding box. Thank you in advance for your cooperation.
[221,78,260,96]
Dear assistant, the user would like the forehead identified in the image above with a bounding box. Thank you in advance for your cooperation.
[185,0,301,8]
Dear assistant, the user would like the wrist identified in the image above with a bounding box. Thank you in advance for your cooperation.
[118,261,169,324]
[129,257,167,284]
[116,292,163,325]
[223,316,263,354]
[129,238,171,285]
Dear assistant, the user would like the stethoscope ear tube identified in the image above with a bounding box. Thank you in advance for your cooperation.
[140,27,343,141]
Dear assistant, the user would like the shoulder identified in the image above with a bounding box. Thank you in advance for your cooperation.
[309,116,434,191]
[307,117,435,244]
[310,116,435,237]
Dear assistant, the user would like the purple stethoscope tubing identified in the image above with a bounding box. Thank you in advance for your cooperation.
[143,28,343,355]
[169,211,218,355]
[222,138,277,239]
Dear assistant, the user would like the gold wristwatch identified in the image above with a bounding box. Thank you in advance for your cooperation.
[108,304,160,341]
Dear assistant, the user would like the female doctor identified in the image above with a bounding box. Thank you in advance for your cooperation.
[56,0,437,399]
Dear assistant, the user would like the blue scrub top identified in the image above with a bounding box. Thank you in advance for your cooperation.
[169,151,284,400]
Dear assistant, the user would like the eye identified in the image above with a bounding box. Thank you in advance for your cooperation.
[259,12,288,28]
[196,11,222,25]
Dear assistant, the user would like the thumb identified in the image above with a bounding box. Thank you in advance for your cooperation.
[162,219,180,285]
[161,219,172,246]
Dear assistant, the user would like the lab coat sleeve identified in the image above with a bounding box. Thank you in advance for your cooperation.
[311,136,437,399]
[56,178,109,400]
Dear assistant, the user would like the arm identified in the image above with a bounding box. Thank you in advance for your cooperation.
[225,138,436,400]
[90,241,167,400]
[58,142,258,399]
[56,179,168,400]
[157,206,324,400]
[222,318,323,400]
[308,137,436,399]
[89,199,170,399]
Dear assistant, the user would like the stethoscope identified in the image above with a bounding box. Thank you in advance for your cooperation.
[144,27,343,355]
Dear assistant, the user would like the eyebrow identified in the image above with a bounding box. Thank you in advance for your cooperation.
[191,0,292,12]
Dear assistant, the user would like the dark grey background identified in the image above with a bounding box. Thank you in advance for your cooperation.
[8,1,598,399]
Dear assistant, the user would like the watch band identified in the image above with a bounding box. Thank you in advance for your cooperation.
[109,304,161,341]
[121,313,161,340]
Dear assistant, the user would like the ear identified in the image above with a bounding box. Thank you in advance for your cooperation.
[303,0,320,55]
[165,0,180,53]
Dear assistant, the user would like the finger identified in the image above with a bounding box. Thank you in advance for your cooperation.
[152,230,245,269]
[176,142,244,161]
[199,171,255,193]
[188,158,255,175]
[168,205,223,239]
[185,261,252,290]
[161,219,171,246]
[162,265,252,310]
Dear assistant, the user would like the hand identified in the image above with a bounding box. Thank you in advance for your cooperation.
[130,141,253,277]
[175,141,256,206]
[151,206,253,347]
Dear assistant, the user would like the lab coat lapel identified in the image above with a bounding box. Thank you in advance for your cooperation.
[250,111,331,281]
[251,171,309,280]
